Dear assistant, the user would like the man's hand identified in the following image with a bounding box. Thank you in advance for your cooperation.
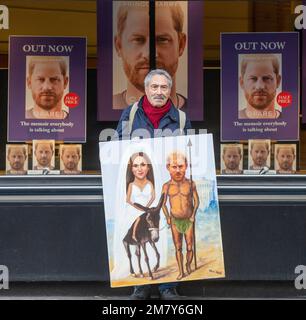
[189,216,195,223]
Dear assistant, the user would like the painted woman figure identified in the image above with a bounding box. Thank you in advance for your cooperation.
[126,152,155,242]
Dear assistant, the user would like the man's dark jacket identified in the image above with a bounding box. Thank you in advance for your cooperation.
[116,97,192,138]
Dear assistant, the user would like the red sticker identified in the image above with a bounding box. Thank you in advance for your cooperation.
[277,92,292,108]
[64,93,80,108]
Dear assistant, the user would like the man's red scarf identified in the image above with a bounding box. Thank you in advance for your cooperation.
[142,95,171,128]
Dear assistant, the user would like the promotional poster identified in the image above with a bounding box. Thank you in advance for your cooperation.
[8,36,87,142]
[100,134,225,287]
[97,0,203,121]
[221,32,299,141]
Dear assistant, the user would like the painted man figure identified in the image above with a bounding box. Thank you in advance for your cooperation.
[162,151,199,280]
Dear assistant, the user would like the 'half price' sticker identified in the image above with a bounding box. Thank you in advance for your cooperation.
[64,93,80,108]
[277,92,292,108]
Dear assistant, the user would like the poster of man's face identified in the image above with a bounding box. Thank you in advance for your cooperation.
[60,144,82,174]
[248,139,271,170]
[6,144,28,175]
[238,54,282,120]
[32,140,55,170]
[220,144,243,174]
[112,1,188,110]
[274,144,296,174]
[25,56,69,120]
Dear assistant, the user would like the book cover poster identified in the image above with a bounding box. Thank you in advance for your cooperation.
[274,144,296,174]
[248,139,271,170]
[221,32,299,141]
[8,36,87,142]
[6,144,28,175]
[32,139,55,170]
[97,0,203,121]
[99,134,224,287]
[220,144,243,174]
[59,144,82,174]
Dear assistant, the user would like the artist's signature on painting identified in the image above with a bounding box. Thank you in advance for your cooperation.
[209,269,222,275]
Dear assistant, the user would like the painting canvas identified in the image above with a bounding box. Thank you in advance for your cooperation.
[99,134,225,287]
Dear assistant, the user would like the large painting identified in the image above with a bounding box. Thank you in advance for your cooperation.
[99,134,224,287]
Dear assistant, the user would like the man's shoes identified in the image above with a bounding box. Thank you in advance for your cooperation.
[159,287,182,300]
[129,286,151,300]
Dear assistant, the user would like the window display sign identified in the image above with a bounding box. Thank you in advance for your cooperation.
[97,0,203,121]
[8,36,87,142]
[221,32,299,141]
[99,134,224,287]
